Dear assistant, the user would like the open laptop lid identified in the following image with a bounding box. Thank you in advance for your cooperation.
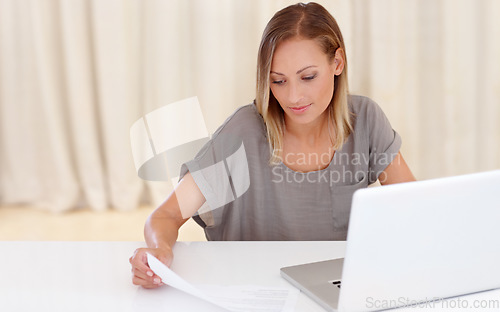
[338,170,500,311]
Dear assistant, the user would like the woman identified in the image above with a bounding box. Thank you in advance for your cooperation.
[130,2,415,288]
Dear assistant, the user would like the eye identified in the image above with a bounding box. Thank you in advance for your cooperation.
[271,79,285,85]
[303,74,317,81]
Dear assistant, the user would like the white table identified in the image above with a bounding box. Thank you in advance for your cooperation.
[2,241,499,312]
[0,241,341,312]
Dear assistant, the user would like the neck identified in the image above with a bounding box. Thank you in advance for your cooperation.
[284,113,331,146]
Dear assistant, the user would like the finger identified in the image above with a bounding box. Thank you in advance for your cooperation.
[133,268,152,280]
[133,268,163,285]
[130,250,155,276]
[142,281,165,289]
[132,269,163,286]
[132,274,164,288]
[132,275,161,288]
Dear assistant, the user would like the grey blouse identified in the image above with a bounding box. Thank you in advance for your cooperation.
[179,95,401,241]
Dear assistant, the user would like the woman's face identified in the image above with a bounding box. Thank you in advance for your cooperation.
[270,38,342,127]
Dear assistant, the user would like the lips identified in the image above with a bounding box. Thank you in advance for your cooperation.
[289,104,311,113]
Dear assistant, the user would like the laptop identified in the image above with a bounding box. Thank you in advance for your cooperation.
[281,170,500,311]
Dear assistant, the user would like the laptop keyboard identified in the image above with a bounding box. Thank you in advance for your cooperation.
[330,280,341,288]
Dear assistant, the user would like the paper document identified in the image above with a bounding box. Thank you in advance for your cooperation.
[200,285,299,312]
[146,253,299,312]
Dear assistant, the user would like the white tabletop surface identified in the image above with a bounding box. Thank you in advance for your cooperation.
[2,241,499,312]
[0,241,342,312]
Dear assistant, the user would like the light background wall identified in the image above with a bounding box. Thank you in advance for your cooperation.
[0,0,499,213]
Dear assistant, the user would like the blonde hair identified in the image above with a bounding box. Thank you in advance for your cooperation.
[255,2,352,165]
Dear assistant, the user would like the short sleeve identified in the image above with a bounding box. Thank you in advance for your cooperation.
[364,99,402,184]
[178,104,264,228]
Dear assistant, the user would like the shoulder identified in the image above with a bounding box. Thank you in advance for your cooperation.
[182,102,267,174]
[348,94,390,128]
[348,94,382,117]
[211,103,266,139]
[192,103,267,161]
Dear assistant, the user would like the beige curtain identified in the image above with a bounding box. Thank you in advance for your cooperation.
[1,0,499,212]
[349,0,500,180]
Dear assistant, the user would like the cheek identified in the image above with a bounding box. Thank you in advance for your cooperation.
[319,77,335,101]
[270,86,283,103]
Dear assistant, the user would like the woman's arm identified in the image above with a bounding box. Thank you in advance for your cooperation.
[379,152,416,185]
[129,172,206,288]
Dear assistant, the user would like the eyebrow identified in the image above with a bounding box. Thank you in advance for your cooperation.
[270,65,318,76]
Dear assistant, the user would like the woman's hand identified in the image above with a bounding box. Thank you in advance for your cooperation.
[129,247,173,289]
[130,172,205,289]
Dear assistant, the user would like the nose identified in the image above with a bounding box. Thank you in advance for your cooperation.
[287,81,303,105]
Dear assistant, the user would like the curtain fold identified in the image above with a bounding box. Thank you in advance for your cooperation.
[59,0,108,211]
[1,0,499,212]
